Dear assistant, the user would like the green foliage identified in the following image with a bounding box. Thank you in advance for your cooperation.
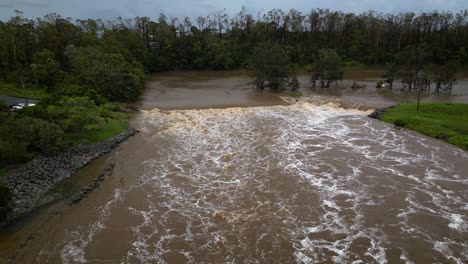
[0,116,66,164]
[0,100,7,112]
[311,49,344,88]
[0,139,30,165]
[383,63,399,87]
[85,112,129,143]
[46,96,101,136]
[48,85,107,106]
[382,103,468,150]
[1,95,128,167]
[433,60,460,92]
[32,49,61,90]
[100,29,152,70]
[66,46,145,102]
[394,119,407,127]
[205,40,240,70]
[0,182,12,221]
[0,8,467,81]
[397,46,428,89]
[251,45,298,91]
[15,117,66,153]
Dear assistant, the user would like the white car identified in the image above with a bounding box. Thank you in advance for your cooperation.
[11,103,35,110]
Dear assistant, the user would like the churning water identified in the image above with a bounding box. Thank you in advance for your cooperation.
[2,71,468,263]
[48,102,467,263]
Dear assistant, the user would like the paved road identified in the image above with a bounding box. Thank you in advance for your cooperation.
[0,95,38,106]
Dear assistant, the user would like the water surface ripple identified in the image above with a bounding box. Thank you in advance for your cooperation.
[53,103,468,263]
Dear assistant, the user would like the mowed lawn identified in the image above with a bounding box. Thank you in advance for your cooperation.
[382,103,468,150]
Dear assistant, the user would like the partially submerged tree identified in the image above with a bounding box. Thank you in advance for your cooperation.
[383,63,399,88]
[251,45,298,91]
[397,46,427,90]
[311,49,343,88]
[434,60,459,93]
[415,70,429,111]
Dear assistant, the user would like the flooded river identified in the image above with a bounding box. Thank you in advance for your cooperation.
[0,72,467,263]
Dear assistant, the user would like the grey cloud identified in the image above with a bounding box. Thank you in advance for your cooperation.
[0,0,466,20]
[0,0,13,8]
[16,0,49,8]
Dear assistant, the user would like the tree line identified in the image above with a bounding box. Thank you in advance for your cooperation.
[1,8,468,75]
[1,8,466,94]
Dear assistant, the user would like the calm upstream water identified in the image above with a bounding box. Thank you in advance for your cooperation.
[0,71,467,263]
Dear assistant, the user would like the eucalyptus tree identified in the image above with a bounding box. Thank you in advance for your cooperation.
[251,45,298,91]
[32,49,60,90]
[434,60,459,93]
[383,63,399,88]
[311,49,344,88]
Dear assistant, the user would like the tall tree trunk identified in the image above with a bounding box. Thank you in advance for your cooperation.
[417,85,421,111]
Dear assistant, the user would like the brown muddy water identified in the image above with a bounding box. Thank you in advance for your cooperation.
[0,71,467,263]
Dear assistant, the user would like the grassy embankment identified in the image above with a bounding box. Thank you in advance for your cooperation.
[83,111,129,143]
[381,103,468,150]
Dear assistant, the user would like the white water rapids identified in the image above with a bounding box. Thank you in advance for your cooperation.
[26,102,468,263]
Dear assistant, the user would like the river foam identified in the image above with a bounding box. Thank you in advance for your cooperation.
[53,102,467,263]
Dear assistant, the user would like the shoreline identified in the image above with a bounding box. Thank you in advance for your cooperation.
[369,103,468,151]
[0,128,137,229]
[368,105,397,120]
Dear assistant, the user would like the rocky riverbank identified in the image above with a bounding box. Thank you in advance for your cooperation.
[368,105,397,120]
[0,128,136,227]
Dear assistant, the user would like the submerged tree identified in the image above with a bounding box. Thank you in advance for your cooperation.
[311,49,343,88]
[397,46,427,90]
[415,69,429,111]
[383,63,399,88]
[434,60,459,93]
[251,44,298,91]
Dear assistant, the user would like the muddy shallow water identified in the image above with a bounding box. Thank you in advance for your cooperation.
[0,71,467,263]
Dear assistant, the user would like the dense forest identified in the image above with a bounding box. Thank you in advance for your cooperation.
[1,8,468,75]
[0,8,465,94]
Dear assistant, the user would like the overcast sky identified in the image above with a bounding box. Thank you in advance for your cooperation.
[0,0,466,20]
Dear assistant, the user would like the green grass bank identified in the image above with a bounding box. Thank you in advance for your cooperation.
[381,103,468,150]
[84,111,129,143]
